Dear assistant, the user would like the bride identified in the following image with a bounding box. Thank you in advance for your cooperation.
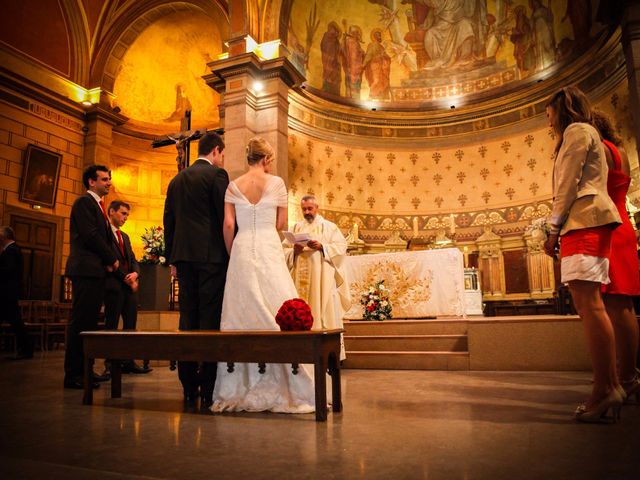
[211,137,315,413]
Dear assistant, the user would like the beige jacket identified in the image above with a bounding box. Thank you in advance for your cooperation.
[550,123,621,236]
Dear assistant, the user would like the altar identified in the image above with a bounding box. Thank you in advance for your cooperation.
[343,248,465,319]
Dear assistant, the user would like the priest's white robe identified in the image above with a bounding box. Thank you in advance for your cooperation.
[283,215,351,359]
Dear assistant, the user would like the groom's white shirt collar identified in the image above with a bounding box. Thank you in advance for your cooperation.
[197,156,213,165]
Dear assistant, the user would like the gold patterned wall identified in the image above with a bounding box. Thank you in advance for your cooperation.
[287,79,639,241]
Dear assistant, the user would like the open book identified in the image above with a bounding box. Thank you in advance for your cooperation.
[282,231,311,244]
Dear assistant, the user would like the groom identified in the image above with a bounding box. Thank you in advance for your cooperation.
[163,132,229,411]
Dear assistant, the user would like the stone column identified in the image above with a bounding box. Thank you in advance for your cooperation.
[476,226,505,298]
[524,232,556,298]
[205,52,304,182]
[621,2,640,161]
[82,104,127,170]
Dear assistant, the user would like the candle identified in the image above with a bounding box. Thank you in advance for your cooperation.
[450,213,456,235]
[413,217,419,237]
[353,222,359,239]
[463,246,469,268]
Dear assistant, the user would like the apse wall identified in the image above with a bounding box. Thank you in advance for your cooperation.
[287,79,639,243]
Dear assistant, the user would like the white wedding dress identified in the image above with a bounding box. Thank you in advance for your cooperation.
[211,175,315,413]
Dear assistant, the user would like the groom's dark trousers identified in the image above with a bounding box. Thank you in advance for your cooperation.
[175,261,227,398]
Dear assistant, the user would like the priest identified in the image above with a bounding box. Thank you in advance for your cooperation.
[283,195,351,359]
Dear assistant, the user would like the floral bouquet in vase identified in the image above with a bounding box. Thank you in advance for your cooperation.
[525,217,551,243]
[361,280,392,321]
[140,226,166,265]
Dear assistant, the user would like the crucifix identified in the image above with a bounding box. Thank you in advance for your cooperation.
[152,110,224,171]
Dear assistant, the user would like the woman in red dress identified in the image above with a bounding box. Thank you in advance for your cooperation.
[544,87,623,422]
[592,110,640,402]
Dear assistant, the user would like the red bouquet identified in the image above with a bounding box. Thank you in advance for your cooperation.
[275,298,314,331]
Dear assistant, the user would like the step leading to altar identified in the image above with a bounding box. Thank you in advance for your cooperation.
[137,312,591,372]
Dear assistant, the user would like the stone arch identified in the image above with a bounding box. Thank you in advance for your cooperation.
[90,0,229,93]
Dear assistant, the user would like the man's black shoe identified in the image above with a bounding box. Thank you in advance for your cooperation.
[64,379,100,390]
[92,371,110,382]
[122,362,152,374]
[183,392,198,413]
[200,397,214,414]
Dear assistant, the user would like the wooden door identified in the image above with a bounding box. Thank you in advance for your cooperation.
[10,215,56,300]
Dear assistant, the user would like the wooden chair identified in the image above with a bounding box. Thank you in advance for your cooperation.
[22,300,45,352]
[51,302,72,350]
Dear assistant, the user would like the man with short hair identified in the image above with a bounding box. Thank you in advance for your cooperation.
[64,165,118,390]
[283,195,351,359]
[103,200,151,376]
[0,226,33,359]
[163,132,229,411]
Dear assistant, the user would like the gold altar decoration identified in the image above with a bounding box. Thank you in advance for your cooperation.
[349,260,432,317]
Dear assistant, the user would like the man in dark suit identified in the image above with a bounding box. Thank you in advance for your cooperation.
[103,200,151,376]
[0,226,33,359]
[163,132,229,411]
[64,165,119,390]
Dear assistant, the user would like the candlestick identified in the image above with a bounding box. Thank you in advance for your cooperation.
[353,222,359,240]
[413,217,419,237]
[450,213,456,235]
[463,246,469,268]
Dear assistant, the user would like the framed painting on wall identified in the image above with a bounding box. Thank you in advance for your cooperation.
[19,144,62,208]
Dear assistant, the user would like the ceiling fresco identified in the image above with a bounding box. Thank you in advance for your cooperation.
[112,11,223,134]
[287,0,607,107]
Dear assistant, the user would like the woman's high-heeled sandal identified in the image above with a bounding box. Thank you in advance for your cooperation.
[621,375,640,404]
[574,389,624,423]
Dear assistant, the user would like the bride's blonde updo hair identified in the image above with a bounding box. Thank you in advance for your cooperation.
[246,137,274,165]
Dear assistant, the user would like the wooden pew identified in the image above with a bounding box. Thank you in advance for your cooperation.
[81,329,343,421]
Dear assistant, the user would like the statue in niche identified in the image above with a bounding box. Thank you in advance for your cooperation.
[164,84,192,123]
[341,23,365,99]
[363,28,391,100]
[320,21,343,95]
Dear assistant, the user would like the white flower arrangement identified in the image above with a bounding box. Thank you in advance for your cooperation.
[525,217,551,241]
[140,226,166,265]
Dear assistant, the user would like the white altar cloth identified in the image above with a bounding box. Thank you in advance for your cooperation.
[344,248,465,319]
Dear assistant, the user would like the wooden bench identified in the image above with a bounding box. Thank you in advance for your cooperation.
[81,329,343,421]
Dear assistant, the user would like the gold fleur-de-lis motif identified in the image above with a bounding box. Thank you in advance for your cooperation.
[345,149,353,161]
[337,185,342,191]
[457,171,466,183]
[290,183,297,195]
[306,140,314,153]
[307,187,315,195]
[291,158,298,171]
[345,171,354,183]
[501,141,511,153]
[433,173,443,185]
[410,175,419,187]
[478,145,487,158]
[326,191,334,204]
[366,174,375,186]
[482,191,491,204]
[325,146,333,157]
[367,196,376,208]
[611,93,619,109]
[388,197,398,209]
[434,196,444,208]
[307,165,314,177]
[432,152,442,164]
[365,152,375,164]
[409,153,418,165]
[529,182,539,195]
[411,197,421,209]
[505,187,515,200]
[503,164,513,176]
[290,134,297,147]
[388,175,397,187]
[346,194,355,206]
[455,149,464,161]
[524,134,534,147]
[458,194,468,206]
[548,128,556,140]
[527,158,536,171]
[387,153,396,165]
[325,168,334,181]
[480,168,489,180]
[357,187,364,194]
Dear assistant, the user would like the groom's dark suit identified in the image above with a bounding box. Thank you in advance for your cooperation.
[163,158,229,402]
[64,193,117,384]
